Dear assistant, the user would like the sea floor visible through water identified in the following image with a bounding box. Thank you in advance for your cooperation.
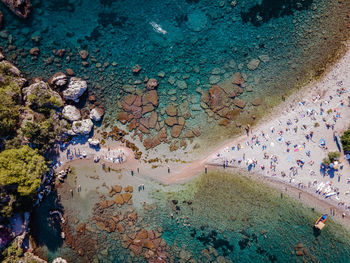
[1,0,350,158]
[31,166,350,263]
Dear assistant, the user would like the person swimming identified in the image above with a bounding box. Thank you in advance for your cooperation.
[150,21,167,34]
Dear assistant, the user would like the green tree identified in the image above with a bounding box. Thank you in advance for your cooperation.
[328,151,340,163]
[0,146,47,196]
[341,129,350,153]
[21,119,56,155]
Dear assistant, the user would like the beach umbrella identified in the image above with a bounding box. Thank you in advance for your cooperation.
[270,142,275,147]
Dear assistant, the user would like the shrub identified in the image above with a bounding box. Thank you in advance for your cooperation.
[314,122,319,127]
[328,151,340,163]
[322,157,330,166]
[0,146,48,196]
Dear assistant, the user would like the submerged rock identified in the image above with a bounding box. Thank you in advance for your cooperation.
[63,77,87,102]
[62,105,81,121]
[247,59,260,70]
[2,0,31,18]
[187,10,208,32]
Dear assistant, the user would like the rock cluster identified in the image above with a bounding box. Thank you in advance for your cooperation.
[2,0,31,18]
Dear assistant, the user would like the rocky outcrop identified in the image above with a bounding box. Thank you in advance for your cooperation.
[48,72,68,88]
[2,0,31,18]
[72,119,93,135]
[62,105,81,121]
[63,77,87,102]
[90,107,105,122]
[22,81,63,109]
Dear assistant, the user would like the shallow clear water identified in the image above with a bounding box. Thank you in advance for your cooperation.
[32,168,350,263]
[1,0,350,154]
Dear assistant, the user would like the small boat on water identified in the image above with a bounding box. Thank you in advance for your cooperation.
[314,214,328,230]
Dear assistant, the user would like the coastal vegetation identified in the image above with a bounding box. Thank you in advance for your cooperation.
[0,146,47,217]
[322,151,341,166]
[341,128,350,153]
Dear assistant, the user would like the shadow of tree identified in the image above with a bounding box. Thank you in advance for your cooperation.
[241,0,315,26]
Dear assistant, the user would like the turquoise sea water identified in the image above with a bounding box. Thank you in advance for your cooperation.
[32,169,350,262]
[1,0,350,152]
[3,0,350,262]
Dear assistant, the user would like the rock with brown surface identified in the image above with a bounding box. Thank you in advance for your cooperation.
[146,78,158,90]
[170,141,179,151]
[125,186,133,193]
[129,119,138,131]
[225,109,241,120]
[166,105,177,116]
[209,85,228,112]
[201,91,210,104]
[122,193,132,203]
[219,118,231,126]
[117,112,129,124]
[142,240,155,250]
[139,124,150,134]
[143,137,153,150]
[180,139,187,149]
[136,229,148,240]
[158,128,167,141]
[142,104,154,114]
[129,244,142,255]
[171,125,183,138]
[30,47,39,56]
[142,90,158,106]
[165,116,178,127]
[233,98,246,109]
[76,223,86,235]
[79,50,89,60]
[232,72,244,86]
[233,84,243,95]
[192,128,201,137]
[116,223,125,233]
[132,64,142,74]
[183,130,195,138]
[2,0,31,18]
[148,111,158,129]
[252,97,262,106]
[115,194,124,205]
[123,94,137,106]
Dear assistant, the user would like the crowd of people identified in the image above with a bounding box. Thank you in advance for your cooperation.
[209,85,350,210]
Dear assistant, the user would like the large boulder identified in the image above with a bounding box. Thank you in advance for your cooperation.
[22,81,63,109]
[90,107,105,122]
[48,72,68,88]
[2,0,31,18]
[72,119,93,135]
[62,105,81,121]
[208,85,228,112]
[63,77,87,102]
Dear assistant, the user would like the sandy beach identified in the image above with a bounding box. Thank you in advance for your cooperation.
[55,43,350,229]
